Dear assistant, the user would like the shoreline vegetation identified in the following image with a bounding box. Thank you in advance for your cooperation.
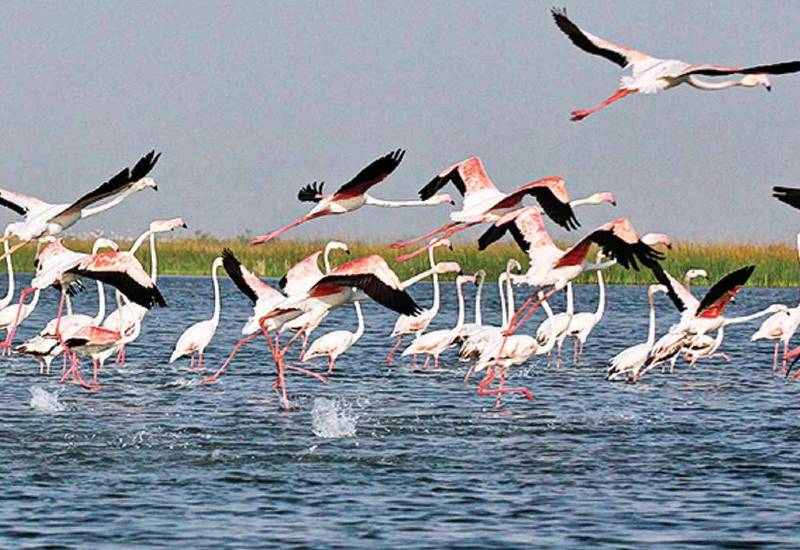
[4,237,799,287]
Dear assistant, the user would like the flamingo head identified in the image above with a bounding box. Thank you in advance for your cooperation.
[133,177,159,192]
[149,218,187,233]
[435,261,461,275]
[429,193,455,206]
[742,74,771,92]
[91,237,119,254]
[212,256,225,271]
[325,240,350,256]
[429,237,453,251]
[648,284,668,297]
[684,268,708,281]
[456,273,476,286]
[474,269,486,285]
[641,232,673,250]
[589,192,616,206]
[506,258,522,273]
[3,222,25,239]
[767,304,790,315]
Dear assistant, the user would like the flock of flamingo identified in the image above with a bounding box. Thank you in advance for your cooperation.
[2,8,800,409]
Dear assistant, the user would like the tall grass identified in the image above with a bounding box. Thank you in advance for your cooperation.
[5,238,799,287]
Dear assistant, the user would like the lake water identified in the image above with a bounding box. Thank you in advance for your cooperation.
[1,276,799,547]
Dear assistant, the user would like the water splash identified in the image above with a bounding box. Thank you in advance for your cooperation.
[29,386,66,413]
[311,397,358,439]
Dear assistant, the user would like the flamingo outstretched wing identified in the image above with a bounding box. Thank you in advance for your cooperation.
[222,249,283,305]
[650,266,698,313]
[695,265,755,319]
[773,186,800,210]
[73,252,166,309]
[497,177,579,230]
[332,149,405,198]
[555,219,664,270]
[679,61,800,77]
[418,157,500,202]
[48,150,160,226]
[478,207,556,253]
[551,7,653,69]
[279,251,325,297]
[0,188,49,216]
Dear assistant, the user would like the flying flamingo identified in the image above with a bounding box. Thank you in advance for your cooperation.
[169,256,224,371]
[387,238,454,365]
[300,301,365,375]
[400,272,473,370]
[564,251,607,364]
[251,149,453,245]
[607,284,668,381]
[551,8,800,121]
[391,156,615,262]
[61,296,142,390]
[0,150,160,259]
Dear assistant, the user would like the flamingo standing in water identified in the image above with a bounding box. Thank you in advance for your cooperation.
[170,256,224,371]
[551,8,800,122]
[401,272,473,370]
[564,251,607,364]
[62,296,141,390]
[607,284,668,382]
[301,301,364,375]
[0,241,15,309]
[387,238,454,365]
[0,150,160,259]
[251,149,453,245]
[391,156,615,262]
[534,282,575,368]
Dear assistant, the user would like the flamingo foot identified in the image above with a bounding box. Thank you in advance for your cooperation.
[570,109,593,122]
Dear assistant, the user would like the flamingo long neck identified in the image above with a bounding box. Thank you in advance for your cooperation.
[210,263,222,326]
[724,308,779,326]
[594,271,605,321]
[401,266,438,289]
[323,245,336,273]
[569,195,604,208]
[92,281,106,324]
[129,229,153,256]
[474,275,484,326]
[120,300,142,344]
[687,76,746,91]
[364,194,448,208]
[352,301,365,341]
[149,234,158,282]
[505,272,516,323]
[540,291,558,353]
[1,241,13,307]
[454,280,467,330]
[428,248,442,317]
[65,293,73,317]
[498,274,508,328]
[646,292,658,347]
[80,186,139,218]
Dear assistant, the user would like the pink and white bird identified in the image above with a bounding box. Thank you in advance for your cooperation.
[391,156,615,261]
[301,301,365,375]
[0,150,160,259]
[170,256,224,371]
[551,8,800,121]
[251,149,452,245]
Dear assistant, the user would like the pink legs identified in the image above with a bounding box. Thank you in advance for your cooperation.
[203,333,258,384]
[390,221,458,250]
[394,222,479,263]
[115,345,126,365]
[476,365,534,409]
[0,287,36,350]
[251,213,320,245]
[386,336,403,365]
[571,88,637,122]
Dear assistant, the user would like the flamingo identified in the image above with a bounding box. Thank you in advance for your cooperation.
[391,156,615,262]
[751,309,795,374]
[551,8,800,122]
[607,285,668,382]
[534,282,575,368]
[251,149,453,245]
[459,261,520,364]
[454,269,487,345]
[16,237,118,371]
[387,238,454,365]
[564,251,607,364]
[0,150,160,259]
[0,241,14,310]
[61,296,142,390]
[0,287,40,355]
[300,301,364,375]
[400,272,473,369]
[169,256,224,371]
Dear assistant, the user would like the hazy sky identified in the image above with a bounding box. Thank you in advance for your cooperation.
[0,0,798,243]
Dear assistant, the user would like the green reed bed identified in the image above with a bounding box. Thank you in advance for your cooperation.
[4,238,799,287]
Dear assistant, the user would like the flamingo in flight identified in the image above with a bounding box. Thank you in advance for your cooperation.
[391,156,615,262]
[251,149,453,245]
[0,150,160,259]
[551,8,800,121]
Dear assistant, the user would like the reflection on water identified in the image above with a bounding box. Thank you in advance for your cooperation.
[0,277,799,547]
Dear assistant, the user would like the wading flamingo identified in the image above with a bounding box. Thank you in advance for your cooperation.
[391,156,614,261]
[301,301,364,375]
[0,241,14,309]
[251,149,453,245]
[61,296,141,390]
[607,285,668,382]
[534,282,575,368]
[0,150,160,259]
[170,256,224,371]
[401,272,473,369]
[387,238,454,365]
[552,8,800,121]
[564,251,607,364]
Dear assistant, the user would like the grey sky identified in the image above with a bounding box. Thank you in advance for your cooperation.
[0,0,798,243]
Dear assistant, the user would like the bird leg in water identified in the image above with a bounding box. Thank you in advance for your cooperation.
[115,345,126,365]
[0,287,36,349]
[476,365,533,408]
[203,333,258,384]
[386,336,403,366]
